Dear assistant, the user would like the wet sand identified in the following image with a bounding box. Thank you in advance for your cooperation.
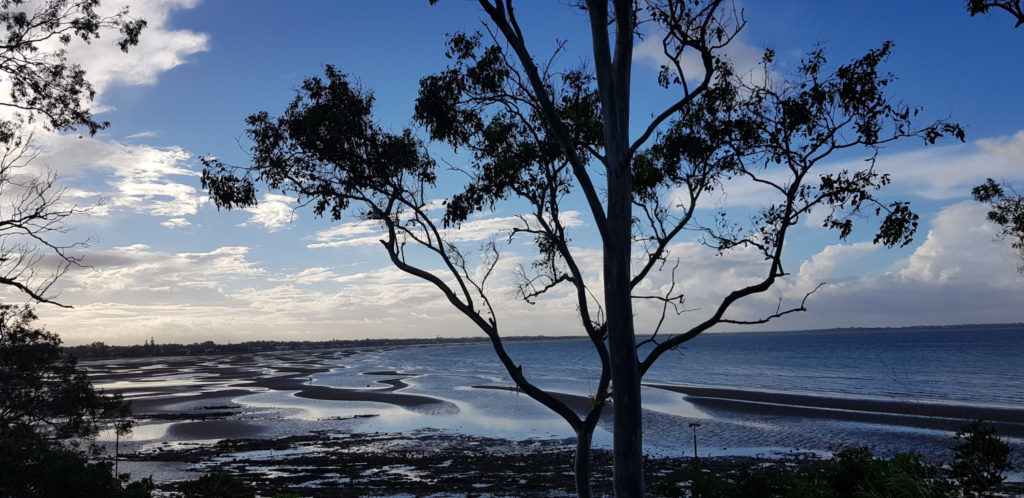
[91,351,454,416]
[645,383,1024,432]
[471,384,612,418]
[84,349,1024,495]
[128,389,255,414]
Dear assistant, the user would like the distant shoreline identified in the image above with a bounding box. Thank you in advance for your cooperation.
[68,322,1024,360]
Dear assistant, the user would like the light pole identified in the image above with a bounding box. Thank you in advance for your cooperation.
[688,422,701,460]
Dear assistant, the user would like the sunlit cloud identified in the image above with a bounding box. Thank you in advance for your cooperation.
[308,211,584,248]
[275,267,339,285]
[125,131,159,139]
[59,244,266,297]
[35,134,205,218]
[160,217,191,229]
[240,194,298,231]
[66,0,209,111]
[667,130,1024,212]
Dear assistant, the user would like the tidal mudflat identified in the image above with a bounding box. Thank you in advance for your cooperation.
[85,338,1024,495]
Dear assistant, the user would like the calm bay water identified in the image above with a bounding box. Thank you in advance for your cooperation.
[102,325,1024,471]
[377,325,1024,408]
[327,325,1024,459]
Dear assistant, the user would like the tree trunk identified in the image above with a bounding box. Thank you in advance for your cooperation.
[606,222,644,496]
[574,427,594,498]
[587,0,641,493]
[606,146,643,496]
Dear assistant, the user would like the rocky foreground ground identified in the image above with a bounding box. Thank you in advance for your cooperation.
[126,428,835,497]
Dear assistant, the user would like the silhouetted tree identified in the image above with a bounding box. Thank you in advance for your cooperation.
[973,179,1024,271]
[0,0,145,140]
[202,2,962,495]
[966,0,1024,27]
[966,2,1024,271]
[950,420,1014,496]
[0,134,95,306]
[0,0,145,305]
[0,303,148,496]
[0,3,148,495]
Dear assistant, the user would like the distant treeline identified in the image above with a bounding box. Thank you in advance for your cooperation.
[64,335,573,360]
[66,322,1024,360]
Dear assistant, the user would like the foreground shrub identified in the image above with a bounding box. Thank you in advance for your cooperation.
[950,420,1014,497]
[659,421,1013,498]
[1,305,151,497]
[176,472,254,498]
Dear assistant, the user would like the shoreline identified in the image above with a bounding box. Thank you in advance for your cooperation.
[120,429,1024,497]
[645,383,1024,431]
[83,346,1023,495]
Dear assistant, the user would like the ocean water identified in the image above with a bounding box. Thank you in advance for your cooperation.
[357,326,1024,407]
[100,325,1024,468]
[313,326,1024,459]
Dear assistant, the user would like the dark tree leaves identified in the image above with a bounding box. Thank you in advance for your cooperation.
[707,44,962,254]
[0,0,146,141]
[414,32,599,228]
[973,178,1024,270]
[0,304,130,442]
[203,66,435,225]
[966,0,1024,27]
[0,304,136,498]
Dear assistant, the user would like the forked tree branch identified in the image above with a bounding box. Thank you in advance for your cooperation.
[479,0,610,240]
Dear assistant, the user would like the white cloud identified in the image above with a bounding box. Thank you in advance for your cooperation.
[332,267,424,286]
[897,202,1016,284]
[976,129,1024,160]
[240,194,297,231]
[278,267,339,285]
[828,131,1024,202]
[625,200,1024,335]
[125,131,158,139]
[308,211,584,248]
[66,0,209,110]
[667,130,1024,215]
[160,217,191,228]
[746,203,1023,330]
[307,220,384,248]
[633,24,767,85]
[35,134,205,218]
[872,138,1024,200]
[60,245,266,298]
[794,242,878,289]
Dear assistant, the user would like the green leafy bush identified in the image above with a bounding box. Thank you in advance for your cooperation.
[176,472,254,498]
[950,420,1014,497]
[1,304,150,497]
[656,421,1013,498]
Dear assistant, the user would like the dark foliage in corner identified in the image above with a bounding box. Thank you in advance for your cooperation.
[950,420,1014,496]
[651,421,1013,498]
[0,304,152,497]
[176,472,254,498]
[0,0,146,141]
[973,178,1024,271]
[966,0,1024,27]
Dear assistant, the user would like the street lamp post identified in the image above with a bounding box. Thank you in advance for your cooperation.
[688,422,701,460]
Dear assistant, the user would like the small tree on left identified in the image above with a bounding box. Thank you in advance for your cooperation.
[0,304,153,497]
[0,0,145,305]
[0,1,152,496]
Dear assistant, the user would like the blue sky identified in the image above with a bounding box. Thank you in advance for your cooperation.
[12,1,1024,345]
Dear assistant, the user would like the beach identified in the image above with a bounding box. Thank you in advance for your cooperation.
[84,335,1024,495]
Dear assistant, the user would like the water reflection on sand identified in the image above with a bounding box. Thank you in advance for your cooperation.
[85,344,1024,465]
